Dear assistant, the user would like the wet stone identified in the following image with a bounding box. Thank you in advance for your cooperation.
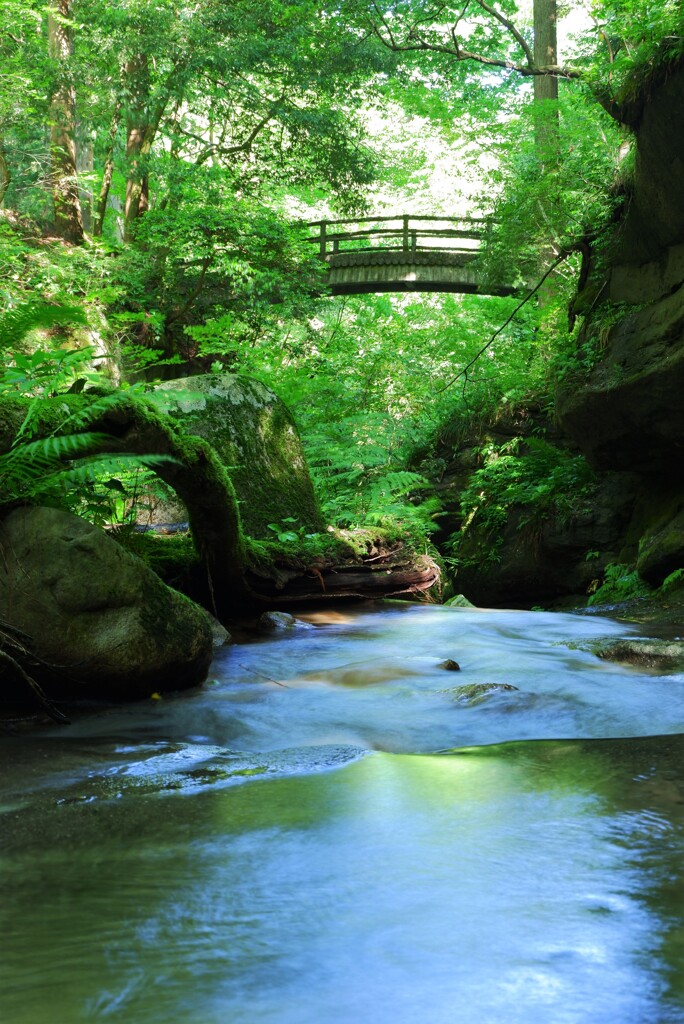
[257,611,297,633]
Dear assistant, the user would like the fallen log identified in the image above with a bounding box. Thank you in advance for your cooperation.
[246,552,441,602]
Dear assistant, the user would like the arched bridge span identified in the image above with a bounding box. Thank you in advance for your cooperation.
[307,215,517,297]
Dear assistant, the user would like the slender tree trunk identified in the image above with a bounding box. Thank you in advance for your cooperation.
[94,99,122,237]
[0,135,10,206]
[533,0,559,162]
[123,54,154,241]
[48,0,84,244]
[122,56,184,241]
[77,127,94,232]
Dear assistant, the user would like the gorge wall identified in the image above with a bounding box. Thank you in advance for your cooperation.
[435,60,684,606]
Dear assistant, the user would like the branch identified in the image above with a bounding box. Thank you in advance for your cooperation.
[368,4,582,82]
[166,257,211,327]
[175,99,284,167]
[475,0,534,67]
[0,648,70,723]
[436,253,569,394]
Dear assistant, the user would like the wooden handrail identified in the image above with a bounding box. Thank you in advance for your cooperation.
[306,213,490,227]
[307,214,489,259]
[310,228,484,242]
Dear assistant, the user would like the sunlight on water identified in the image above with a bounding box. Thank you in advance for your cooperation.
[2,604,684,1023]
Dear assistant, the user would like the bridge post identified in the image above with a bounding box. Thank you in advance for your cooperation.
[319,221,327,259]
[403,216,409,252]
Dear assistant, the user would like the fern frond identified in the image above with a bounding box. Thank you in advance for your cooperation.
[0,432,113,499]
[35,454,180,495]
[0,303,87,349]
[5,431,111,465]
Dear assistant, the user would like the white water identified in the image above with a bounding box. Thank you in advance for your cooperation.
[2,603,684,1023]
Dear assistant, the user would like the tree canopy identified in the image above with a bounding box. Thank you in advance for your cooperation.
[0,0,682,602]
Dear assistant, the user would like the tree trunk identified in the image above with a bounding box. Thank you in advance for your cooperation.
[0,136,10,207]
[0,394,250,620]
[122,56,185,241]
[124,53,151,239]
[94,99,122,237]
[48,0,84,244]
[77,127,94,233]
[533,0,559,162]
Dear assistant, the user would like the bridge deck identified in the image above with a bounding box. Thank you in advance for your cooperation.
[307,215,516,297]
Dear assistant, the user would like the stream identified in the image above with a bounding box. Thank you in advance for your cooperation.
[2,602,684,1023]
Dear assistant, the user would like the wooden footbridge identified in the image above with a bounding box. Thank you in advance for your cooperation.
[307,215,517,297]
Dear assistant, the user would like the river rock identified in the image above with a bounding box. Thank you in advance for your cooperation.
[444,594,475,608]
[593,638,684,671]
[443,682,519,706]
[0,506,213,700]
[156,373,323,538]
[257,611,297,633]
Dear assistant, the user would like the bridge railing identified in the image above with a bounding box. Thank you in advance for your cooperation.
[307,214,489,259]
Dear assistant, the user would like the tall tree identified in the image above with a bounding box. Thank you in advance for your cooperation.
[48,0,84,243]
[533,0,559,160]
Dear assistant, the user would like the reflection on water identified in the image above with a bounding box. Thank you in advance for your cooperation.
[1,604,684,1023]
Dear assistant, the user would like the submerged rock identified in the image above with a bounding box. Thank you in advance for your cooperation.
[443,682,519,706]
[0,506,213,701]
[437,659,461,671]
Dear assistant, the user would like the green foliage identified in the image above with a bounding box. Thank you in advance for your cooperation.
[586,562,652,606]
[659,568,684,596]
[452,436,597,561]
[572,1,684,104]
[478,89,626,285]
[0,302,87,350]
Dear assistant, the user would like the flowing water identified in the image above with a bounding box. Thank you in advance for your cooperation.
[2,603,684,1023]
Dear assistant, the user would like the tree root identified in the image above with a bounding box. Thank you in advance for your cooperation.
[0,624,71,724]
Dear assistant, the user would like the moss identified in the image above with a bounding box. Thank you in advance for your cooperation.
[246,525,409,573]
[138,571,210,654]
[0,389,250,618]
[157,374,322,538]
[112,530,200,588]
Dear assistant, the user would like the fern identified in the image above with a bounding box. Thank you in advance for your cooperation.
[36,454,179,497]
[0,302,87,350]
[0,432,112,501]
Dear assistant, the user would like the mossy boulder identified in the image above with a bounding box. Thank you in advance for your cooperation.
[0,506,213,701]
[636,502,684,586]
[591,638,684,671]
[157,374,323,539]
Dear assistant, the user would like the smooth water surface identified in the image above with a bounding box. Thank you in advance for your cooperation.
[2,604,684,1023]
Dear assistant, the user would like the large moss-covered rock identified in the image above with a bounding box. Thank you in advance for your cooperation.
[636,500,684,585]
[157,374,322,538]
[0,507,213,700]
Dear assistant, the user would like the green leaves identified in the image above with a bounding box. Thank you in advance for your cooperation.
[0,303,87,351]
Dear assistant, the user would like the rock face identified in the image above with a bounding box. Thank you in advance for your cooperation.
[557,284,684,475]
[0,507,213,700]
[425,410,638,607]
[553,63,684,589]
[157,374,322,538]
